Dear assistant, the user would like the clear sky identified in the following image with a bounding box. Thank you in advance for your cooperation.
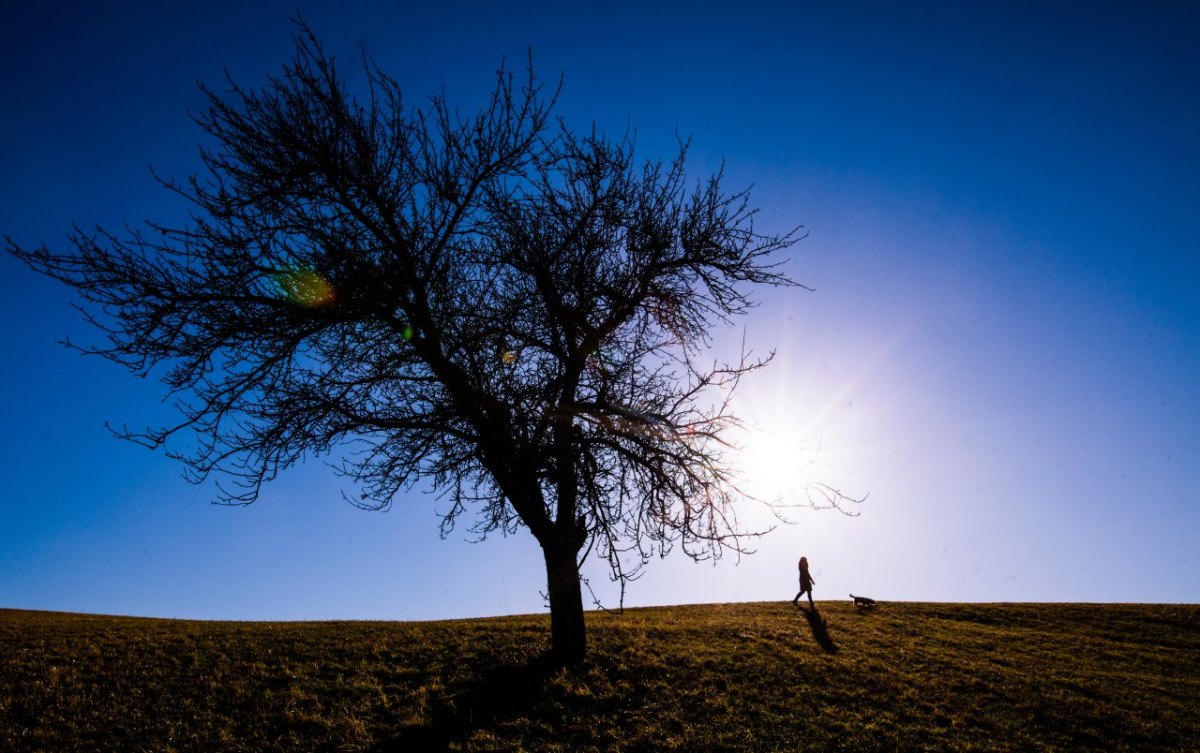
[1,1,1197,620]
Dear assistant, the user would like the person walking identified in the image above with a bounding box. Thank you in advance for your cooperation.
[792,556,816,609]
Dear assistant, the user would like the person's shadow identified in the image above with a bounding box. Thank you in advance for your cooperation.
[798,606,839,654]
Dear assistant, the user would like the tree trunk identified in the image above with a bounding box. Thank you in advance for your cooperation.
[543,543,587,666]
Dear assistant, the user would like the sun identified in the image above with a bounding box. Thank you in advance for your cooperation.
[734,421,821,502]
[725,349,830,504]
[725,352,863,509]
[720,313,901,515]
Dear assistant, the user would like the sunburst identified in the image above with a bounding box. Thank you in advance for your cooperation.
[727,323,900,516]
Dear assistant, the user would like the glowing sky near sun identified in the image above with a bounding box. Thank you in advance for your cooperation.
[0,0,1196,620]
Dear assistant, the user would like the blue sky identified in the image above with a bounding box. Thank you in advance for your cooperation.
[2,1,1197,620]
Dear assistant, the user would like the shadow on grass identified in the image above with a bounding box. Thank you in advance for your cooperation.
[799,606,839,654]
[369,653,558,752]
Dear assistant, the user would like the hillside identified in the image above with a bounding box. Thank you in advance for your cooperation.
[2,602,1197,751]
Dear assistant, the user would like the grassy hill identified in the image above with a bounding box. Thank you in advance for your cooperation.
[2,601,1197,751]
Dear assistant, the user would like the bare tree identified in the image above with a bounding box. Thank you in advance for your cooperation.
[7,26,846,665]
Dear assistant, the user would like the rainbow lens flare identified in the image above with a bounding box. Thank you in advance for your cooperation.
[275,267,336,308]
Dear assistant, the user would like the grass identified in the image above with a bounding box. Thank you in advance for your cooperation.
[2,601,1198,751]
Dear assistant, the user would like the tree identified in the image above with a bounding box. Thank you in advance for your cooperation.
[8,27,842,666]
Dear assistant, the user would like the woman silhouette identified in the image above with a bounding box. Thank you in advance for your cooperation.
[792,556,816,608]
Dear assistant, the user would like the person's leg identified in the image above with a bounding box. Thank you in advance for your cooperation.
[792,592,801,606]
[807,590,814,608]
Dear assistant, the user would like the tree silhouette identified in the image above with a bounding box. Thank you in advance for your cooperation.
[7,26,839,665]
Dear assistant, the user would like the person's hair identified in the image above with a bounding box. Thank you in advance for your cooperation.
[800,556,809,572]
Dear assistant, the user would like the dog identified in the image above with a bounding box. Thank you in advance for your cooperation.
[850,593,877,607]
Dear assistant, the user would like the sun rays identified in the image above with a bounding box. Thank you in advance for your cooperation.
[726,316,906,519]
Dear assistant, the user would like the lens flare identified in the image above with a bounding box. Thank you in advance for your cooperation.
[275,267,335,308]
